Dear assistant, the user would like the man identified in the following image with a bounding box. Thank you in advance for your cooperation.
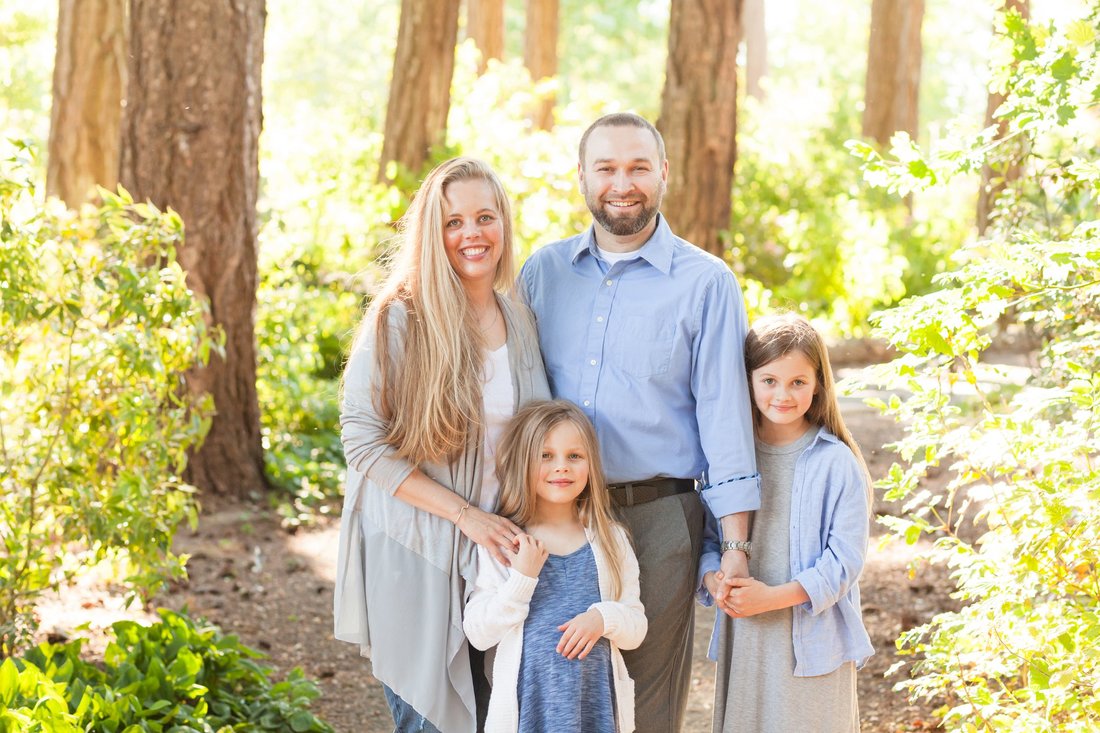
[519,112,760,732]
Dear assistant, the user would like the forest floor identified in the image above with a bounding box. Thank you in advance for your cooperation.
[34,357,994,733]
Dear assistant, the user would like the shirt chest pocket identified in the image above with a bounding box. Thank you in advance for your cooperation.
[607,314,675,378]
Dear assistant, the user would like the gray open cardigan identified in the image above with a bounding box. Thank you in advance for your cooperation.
[334,294,550,733]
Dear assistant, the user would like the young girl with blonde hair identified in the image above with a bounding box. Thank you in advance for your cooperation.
[700,313,874,732]
[335,157,550,732]
[464,400,647,733]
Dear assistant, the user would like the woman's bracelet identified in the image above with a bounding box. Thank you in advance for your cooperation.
[454,500,471,525]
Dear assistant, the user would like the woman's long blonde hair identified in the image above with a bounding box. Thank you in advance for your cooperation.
[745,314,872,498]
[494,400,627,599]
[364,157,515,464]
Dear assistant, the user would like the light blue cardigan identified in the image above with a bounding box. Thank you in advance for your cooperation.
[697,427,875,677]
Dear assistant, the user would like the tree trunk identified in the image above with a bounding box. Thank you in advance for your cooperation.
[862,0,924,147]
[467,0,504,73]
[379,0,462,180]
[119,0,267,498]
[47,0,126,208]
[743,0,766,100]
[978,0,1029,234]
[524,0,558,130]
[658,0,743,257]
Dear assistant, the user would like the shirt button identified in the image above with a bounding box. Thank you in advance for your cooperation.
[596,315,604,322]
[605,279,613,286]
[589,359,597,366]
[583,400,591,407]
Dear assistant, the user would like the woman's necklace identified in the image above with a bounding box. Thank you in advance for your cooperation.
[476,304,500,332]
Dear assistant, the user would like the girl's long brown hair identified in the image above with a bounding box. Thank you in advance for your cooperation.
[355,157,515,464]
[494,400,627,599]
[745,314,872,499]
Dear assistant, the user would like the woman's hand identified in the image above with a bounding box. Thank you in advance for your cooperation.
[509,533,548,578]
[556,609,605,659]
[456,505,523,566]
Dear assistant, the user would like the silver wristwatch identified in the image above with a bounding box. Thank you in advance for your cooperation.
[720,539,752,558]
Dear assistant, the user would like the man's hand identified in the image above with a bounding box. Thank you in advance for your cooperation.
[714,549,750,605]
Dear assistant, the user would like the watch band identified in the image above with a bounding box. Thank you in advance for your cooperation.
[720,539,752,558]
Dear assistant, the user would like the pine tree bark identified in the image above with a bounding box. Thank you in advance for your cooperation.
[862,0,925,147]
[743,0,766,100]
[379,0,462,180]
[467,0,504,73]
[47,0,126,208]
[119,0,267,498]
[978,0,1029,234]
[658,0,743,256]
[524,0,558,130]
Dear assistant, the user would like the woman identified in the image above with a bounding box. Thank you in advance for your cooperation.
[334,157,550,732]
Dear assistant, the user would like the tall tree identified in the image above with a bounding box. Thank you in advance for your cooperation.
[47,0,126,207]
[379,0,462,180]
[978,0,1030,234]
[467,0,504,73]
[743,0,766,100]
[658,0,743,256]
[524,0,558,130]
[119,0,267,498]
[862,0,925,147]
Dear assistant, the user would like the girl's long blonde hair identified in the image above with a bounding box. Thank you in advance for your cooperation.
[494,400,627,599]
[361,157,515,464]
[745,314,872,498]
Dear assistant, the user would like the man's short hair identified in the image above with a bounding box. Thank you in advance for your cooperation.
[578,112,666,166]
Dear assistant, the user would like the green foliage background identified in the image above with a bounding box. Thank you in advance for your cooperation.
[0,144,214,654]
[849,4,1100,729]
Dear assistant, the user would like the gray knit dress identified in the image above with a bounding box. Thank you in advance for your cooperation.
[712,428,859,733]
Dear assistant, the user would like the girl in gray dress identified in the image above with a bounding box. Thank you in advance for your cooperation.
[699,314,875,733]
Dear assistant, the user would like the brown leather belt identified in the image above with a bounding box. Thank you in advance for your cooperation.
[606,478,695,508]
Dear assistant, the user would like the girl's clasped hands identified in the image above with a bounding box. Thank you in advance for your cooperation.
[706,571,786,618]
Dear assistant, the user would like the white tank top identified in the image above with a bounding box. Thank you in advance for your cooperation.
[480,343,513,511]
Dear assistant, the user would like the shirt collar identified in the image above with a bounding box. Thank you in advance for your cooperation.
[570,214,675,275]
[809,425,840,448]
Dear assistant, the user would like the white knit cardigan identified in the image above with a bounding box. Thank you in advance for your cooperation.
[463,524,647,733]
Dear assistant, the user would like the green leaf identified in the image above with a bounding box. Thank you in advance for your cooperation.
[1051,52,1078,82]
[1065,20,1096,47]
[904,524,922,545]
[289,710,316,732]
[0,659,18,707]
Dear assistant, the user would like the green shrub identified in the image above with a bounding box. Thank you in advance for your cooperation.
[0,142,215,655]
[849,6,1100,730]
[0,608,332,732]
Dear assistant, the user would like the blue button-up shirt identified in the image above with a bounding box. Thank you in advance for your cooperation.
[518,215,760,518]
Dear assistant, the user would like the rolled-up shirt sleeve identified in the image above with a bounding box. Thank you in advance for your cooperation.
[339,306,416,495]
[792,453,870,616]
[692,269,760,518]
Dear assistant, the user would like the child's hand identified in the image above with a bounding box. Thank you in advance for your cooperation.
[509,533,548,579]
[556,609,605,660]
[723,576,775,618]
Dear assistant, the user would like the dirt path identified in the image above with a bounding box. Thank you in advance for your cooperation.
[39,370,955,732]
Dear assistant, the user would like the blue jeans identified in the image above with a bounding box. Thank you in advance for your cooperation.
[381,685,442,733]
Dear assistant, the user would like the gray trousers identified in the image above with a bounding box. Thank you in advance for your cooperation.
[616,491,705,733]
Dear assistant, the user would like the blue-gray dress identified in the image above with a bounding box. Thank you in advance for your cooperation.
[517,543,617,732]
